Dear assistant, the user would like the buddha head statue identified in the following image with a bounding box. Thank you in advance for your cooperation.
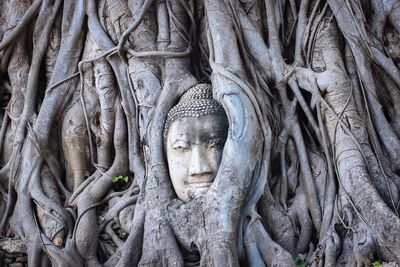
[164,84,228,202]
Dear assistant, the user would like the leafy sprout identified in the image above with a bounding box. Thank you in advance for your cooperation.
[294,256,305,267]
[112,175,129,183]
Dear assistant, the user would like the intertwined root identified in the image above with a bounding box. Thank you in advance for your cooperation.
[0,0,400,266]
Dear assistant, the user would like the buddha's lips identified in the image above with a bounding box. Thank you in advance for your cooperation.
[186,181,213,188]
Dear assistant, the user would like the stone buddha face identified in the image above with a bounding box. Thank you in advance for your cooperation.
[164,84,228,202]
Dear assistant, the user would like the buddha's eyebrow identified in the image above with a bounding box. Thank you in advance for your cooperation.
[178,133,189,138]
[171,134,189,142]
[207,131,228,139]
[207,135,224,140]
[199,135,225,143]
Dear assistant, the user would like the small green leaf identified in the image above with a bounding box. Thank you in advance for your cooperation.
[294,256,305,267]
[112,175,129,183]
[372,262,382,267]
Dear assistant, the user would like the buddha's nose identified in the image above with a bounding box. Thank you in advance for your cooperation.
[189,145,212,177]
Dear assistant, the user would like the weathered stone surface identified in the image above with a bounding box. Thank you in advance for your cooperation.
[0,239,26,254]
[0,0,400,266]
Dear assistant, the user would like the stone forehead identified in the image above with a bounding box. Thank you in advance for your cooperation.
[164,84,226,140]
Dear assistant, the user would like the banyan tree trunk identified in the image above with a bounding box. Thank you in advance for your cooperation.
[0,0,399,266]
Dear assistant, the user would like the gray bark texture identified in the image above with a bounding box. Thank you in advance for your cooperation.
[0,0,400,266]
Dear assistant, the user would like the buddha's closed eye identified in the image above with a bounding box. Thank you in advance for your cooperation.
[173,140,190,151]
[209,139,225,149]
